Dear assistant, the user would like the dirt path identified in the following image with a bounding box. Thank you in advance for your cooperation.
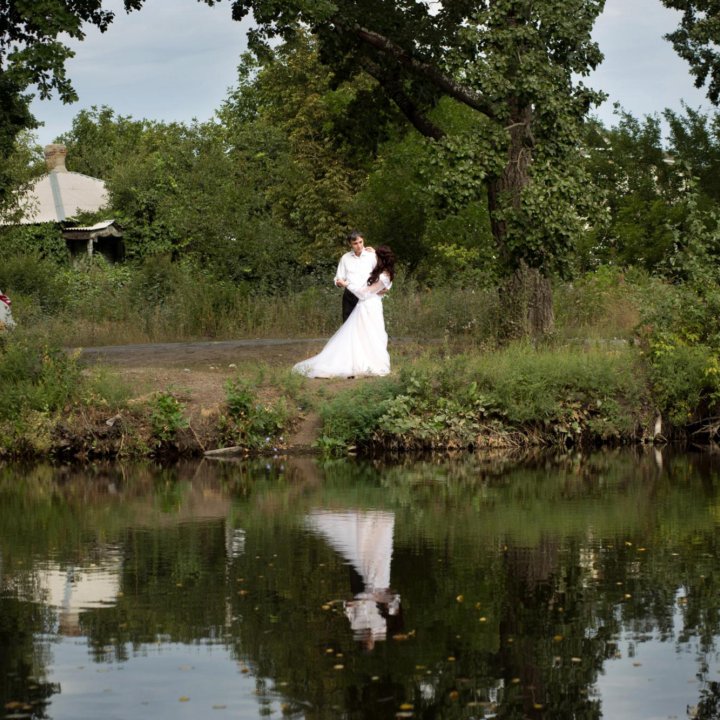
[76,338,366,452]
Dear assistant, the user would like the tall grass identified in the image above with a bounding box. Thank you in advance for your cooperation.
[2,256,662,348]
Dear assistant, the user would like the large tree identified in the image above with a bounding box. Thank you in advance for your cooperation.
[661,0,720,105]
[221,0,606,338]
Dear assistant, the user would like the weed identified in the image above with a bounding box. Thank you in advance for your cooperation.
[218,378,290,451]
[149,392,189,443]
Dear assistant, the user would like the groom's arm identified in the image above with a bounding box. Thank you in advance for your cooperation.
[334,255,346,287]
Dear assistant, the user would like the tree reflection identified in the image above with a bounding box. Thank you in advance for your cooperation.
[3,451,720,717]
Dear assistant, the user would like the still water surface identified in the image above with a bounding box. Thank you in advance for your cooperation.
[1,450,720,719]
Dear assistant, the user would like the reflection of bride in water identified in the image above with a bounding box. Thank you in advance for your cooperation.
[306,510,401,647]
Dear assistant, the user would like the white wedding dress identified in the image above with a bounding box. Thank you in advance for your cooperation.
[293,273,392,378]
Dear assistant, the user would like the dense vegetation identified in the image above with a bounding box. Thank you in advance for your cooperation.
[2,6,720,456]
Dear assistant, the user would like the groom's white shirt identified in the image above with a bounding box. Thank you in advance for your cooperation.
[335,248,376,288]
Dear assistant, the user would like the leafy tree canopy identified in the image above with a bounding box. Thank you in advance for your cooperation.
[661,0,720,104]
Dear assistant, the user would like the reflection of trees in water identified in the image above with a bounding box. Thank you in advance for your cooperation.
[0,597,59,719]
[4,452,720,716]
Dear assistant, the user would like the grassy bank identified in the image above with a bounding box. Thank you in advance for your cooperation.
[0,333,675,461]
[316,344,655,453]
[2,265,719,460]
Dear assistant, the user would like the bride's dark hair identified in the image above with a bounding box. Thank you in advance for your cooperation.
[368,245,396,285]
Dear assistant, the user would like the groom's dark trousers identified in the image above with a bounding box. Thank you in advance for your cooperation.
[342,289,358,323]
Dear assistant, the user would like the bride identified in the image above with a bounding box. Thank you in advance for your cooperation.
[293,246,395,378]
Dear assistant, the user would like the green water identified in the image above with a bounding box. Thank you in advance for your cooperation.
[1,449,720,719]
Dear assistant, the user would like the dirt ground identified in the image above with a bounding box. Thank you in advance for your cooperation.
[77,338,372,451]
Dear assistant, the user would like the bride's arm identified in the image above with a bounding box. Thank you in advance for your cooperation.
[347,274,391,300]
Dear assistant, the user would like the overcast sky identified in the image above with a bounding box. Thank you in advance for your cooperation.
[29,0,713,148]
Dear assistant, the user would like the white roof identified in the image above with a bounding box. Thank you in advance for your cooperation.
[15,169,109,225]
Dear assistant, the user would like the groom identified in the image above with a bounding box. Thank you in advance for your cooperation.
[335,230,376,322]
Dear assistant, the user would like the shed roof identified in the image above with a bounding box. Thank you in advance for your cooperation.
[12,144,109,225]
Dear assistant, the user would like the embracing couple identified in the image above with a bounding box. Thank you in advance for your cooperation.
[293,231,396,379]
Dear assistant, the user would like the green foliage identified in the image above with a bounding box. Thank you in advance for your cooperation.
[350,101,496,280]
[665,104,720,202]
[0,336,81,422]
[633,194,720,425]
[0,224,69,265]
[646,342,719,426]
[0,252,71,317]
[149,392,189,443]
[56,106,150,179]
[0,130,43,218]
[319,346,650,451]
[0,1,142,200]
[232,0,607,299]
[317,377,401,453]
[219,379,290,450]
[554,266,647,340]
[661,0,720,104]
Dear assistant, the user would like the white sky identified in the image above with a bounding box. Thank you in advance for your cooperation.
[29,0,714,148]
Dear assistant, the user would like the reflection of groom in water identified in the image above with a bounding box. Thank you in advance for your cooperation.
[334,230,376,323]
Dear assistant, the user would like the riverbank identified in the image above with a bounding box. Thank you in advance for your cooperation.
[0,335,672,462]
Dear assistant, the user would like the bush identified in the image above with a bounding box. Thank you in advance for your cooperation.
[0,254,71,316]
[0,335,81,421]
[217,378,290,450]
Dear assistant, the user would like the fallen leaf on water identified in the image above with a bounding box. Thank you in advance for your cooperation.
[571,657,582,663]
[179,696,190,702]
[448,656,456,662]
[334,664,344,670]
[399,703,414,710]
[449,691,459,701]
[511,678,521,684]
[479,617,487,623]
[533,703,544,710]
[456,595,464,603]
[553,634,563,642]
[212,705,227,710]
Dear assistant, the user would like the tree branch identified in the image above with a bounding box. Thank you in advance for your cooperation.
[360,57,446,141]
[348,24,498,121]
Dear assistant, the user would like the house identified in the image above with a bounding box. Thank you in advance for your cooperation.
[7,143,124,261]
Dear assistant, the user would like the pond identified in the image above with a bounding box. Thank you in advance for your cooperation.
[1,449,720,719]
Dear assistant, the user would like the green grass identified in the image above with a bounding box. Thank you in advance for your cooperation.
[319,343,652,452]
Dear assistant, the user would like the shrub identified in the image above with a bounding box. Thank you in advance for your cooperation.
[218,378,290,450]
[0,336,81,421]
[149,392,189,443]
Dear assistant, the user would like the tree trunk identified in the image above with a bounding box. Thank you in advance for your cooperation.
[500,262,555,340]
[487,104,554,341]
